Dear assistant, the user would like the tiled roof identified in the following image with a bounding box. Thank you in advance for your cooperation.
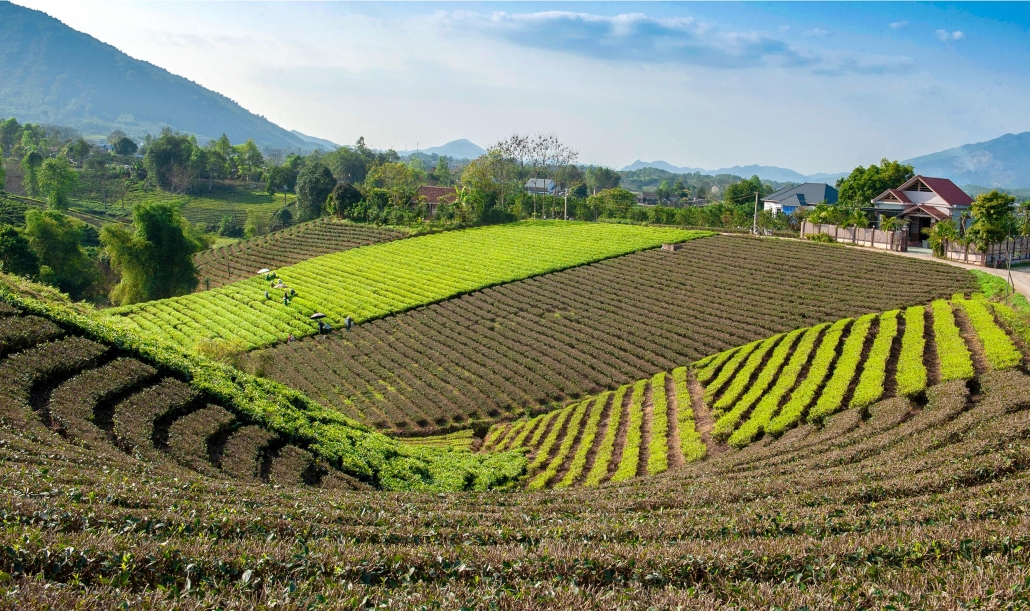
[763,182,838,206]
[899,204,951,221]
[917,176,974,206]
[415,185,458,204]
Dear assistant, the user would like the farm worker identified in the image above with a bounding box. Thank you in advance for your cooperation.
[288,334,294,343]
[283,295,289,306]
[264,290,269,299]
[318,321,324,334]
[290,288,296,297]
[344,315,353,331]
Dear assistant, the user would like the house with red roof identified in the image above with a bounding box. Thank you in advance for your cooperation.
[412,185,458,218]
[870,176,973,242]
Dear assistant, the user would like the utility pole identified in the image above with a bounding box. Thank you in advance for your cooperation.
[752,191,759,235]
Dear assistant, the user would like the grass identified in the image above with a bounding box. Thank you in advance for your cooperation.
[108,222,713,351]
[932,299,975,382]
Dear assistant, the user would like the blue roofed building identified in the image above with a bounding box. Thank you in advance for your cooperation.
[762,183,838,215]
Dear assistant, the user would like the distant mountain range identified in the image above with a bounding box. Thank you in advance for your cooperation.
[0,3,328,151]
[398,139,487,160]
[290,130,340,151]
[904,132,1030,189]
[620,160,848,184]
[622,131,1030,189]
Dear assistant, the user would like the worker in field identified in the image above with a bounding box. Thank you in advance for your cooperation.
[345,315,353,331]
[318,321,325,334]
[264,290,269,300]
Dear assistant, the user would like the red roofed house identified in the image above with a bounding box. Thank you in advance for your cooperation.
[871,176,973,243]
[412,185,458,218]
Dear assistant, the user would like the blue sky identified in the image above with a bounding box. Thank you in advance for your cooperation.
[16,1,1030,173]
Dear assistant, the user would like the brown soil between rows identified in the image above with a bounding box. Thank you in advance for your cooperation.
[688,370,727,457]
[636,381,654,477]
[924,304,942,386]
[603,388,635,482]
[576,392,615,485]
[952,305,990,375]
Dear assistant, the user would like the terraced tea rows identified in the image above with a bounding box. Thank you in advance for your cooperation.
[0,306,358,490]
[194,219,407,290]
[255,236,976,432]
[5,363,1030,608]
[109,221,708,350]
[699,294,1024,449]
[480,293,1027,488]
[0,280,527,492]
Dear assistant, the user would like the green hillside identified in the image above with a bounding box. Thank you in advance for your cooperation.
[0,273,525,492]
[106,221,712,350]
[0,2,320,149]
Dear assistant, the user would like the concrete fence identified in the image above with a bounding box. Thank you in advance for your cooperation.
[941,236,1030,267]
[800,221,909,252]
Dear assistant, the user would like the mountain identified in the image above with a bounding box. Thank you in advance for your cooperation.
[622,160,847,184]
[904,132,1030,189]
[290,130,339,151]
[0,2,321,151]
[399,139,486,160]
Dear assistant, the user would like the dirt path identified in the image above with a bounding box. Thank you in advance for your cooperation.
[666,373,685,469]
[636,380,654,477]
[687,371,727,457]
[924,304,942,386]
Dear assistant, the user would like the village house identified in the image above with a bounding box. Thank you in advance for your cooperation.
[412,185,458,217]
[763,183,838,215]
[870,175,973,242]
[525,178,556,195]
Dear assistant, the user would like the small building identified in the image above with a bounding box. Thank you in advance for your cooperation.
[636,191,659,206]
[762,183,838,215]
[412,185,457,218]
[525,178,555,195]
[870,176,973,242]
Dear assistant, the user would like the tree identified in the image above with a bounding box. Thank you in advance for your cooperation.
[235,139,264,181]
[38,157,78,210]
[144,128,195,191]
[295,162,336,221]
[966,190,1016,253]
[106,130,129,146]
[21,151,43,197]
[0,224,39,277]
[65,139,93,164]
[23,210,98,300]
[326,182,363,218]
[723,175,770,206]
[0,118,21,154]
[101,201,205,305]
[113,137,138,156]
[1017,201,1030,237]
[586,188,636,220]
[836,159,915,206]
[432,157,453,186]
[0,161,5,192]
[271,206,293,230]
[586,166,621,193]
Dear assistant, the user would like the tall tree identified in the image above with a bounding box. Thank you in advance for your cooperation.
[966,190,1016,253]
[836,159,915,206]
[21,151,43,197]
[0,224,39,277]
[326,182,363,219]
[144,128,195,192]
[295,162,336,221]
[586,166,621,193]
[38,157,78,210]
[23,210,98,299]
[113,137,138,156]
[101,201,205,305]
[0,161,5,192]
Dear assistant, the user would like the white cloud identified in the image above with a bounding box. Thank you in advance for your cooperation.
[804,28,829,37]
[936,29,965,41]
[889,21,909,30]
